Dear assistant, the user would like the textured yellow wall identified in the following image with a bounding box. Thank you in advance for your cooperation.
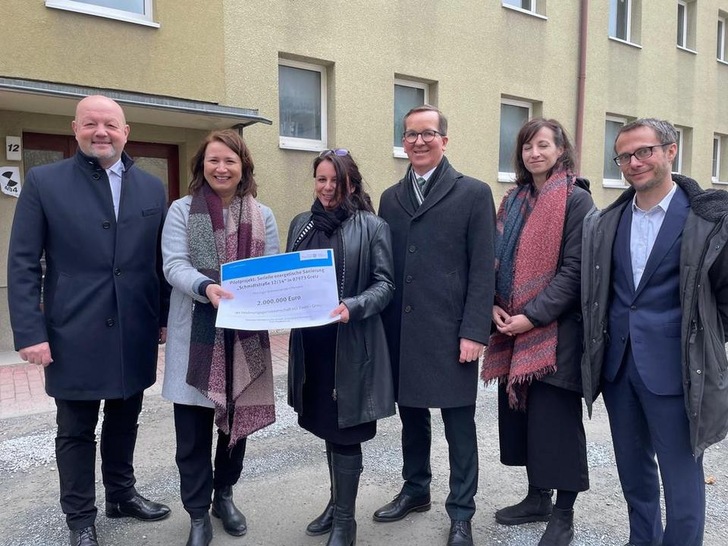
[0,0,225,101]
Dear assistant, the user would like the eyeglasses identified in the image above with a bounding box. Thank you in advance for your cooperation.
[613,143,673,166]
[319,148,350,158]
[402,130,444,144]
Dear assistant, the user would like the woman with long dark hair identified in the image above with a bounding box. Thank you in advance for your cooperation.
[287,149,395,546]
[482,118,594,546]
[162,129,279,546]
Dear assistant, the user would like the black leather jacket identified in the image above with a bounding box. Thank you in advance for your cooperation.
[286,210,396,428]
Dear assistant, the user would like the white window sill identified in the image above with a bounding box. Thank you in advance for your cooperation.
[501,4,547,21]
[718,59,728,66]
[677,45,698,55]
[603,178,629,189]
[713,178,728,185]
[45,0,159,28]
[279,137,327,153]
[608,36,642,49]
[497,172,516,184]
[393,147,408,159]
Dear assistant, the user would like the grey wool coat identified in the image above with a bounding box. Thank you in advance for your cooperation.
[379,157,496,408]
[161,194,279,407]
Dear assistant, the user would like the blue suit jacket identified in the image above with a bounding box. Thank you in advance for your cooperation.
[603,187,690,395]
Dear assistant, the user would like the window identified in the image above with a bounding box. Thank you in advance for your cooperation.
[609,0,641,44]
[672,126,684,173]
[45,0,158,27]
[677,2,687,47]
[503,0,535,12]
[393,79,428,157]
[278,59,327,151]
[610,0,632,41]
[718,14,727,62]
[714,134,728,184]
[502,0,547,17]
[603,116,628,187]
[498,99,532,182]
[676,1,696,51]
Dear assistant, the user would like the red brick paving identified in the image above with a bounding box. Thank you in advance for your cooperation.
[0,331,289,419]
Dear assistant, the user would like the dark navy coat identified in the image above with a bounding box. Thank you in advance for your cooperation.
[8,151,167,400]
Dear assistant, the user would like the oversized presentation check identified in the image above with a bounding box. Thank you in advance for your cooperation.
[215,249,341,330]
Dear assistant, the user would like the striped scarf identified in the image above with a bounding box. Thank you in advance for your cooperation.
[186,183,275,445]
[481,169,572,410]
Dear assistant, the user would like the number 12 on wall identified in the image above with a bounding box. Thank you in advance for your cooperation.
[6,136,21,161]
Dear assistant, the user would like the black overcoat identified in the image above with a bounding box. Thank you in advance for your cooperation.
[8,151,167,400]
[379,157,496,408]
[286,210,396,427]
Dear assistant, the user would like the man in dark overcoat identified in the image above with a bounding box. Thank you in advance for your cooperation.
[8,95,171,546]
[375,105,496,546]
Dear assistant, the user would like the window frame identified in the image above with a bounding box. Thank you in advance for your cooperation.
[714,134,728,185]
[609,0,632,42]
[393,79,429,158]
[278,58,328,152]
[671,126,684,174]
[677,1,688,48]
[713,135,722,183]
[603,115,630,188]
[498,98,533,183]
[718,15,727,63]
[45,0,158,28]
[501,0,546,19]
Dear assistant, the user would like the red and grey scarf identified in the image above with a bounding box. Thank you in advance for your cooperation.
[481,169,572,410]
[186,183,275,445]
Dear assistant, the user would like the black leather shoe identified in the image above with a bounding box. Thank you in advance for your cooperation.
[211,485,247,536]
[447,520,474,546]
[105,493,171,521]
[372,492,431,522]
[69,526,99,546]
[186,513,212,546]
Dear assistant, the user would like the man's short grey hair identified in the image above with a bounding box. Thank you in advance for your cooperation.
[615,118,678,152]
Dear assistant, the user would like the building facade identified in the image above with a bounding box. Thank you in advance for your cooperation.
[1,0,727,350]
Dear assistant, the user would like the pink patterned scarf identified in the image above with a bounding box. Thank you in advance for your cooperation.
[187,183,275,445]
[481,170,572,409]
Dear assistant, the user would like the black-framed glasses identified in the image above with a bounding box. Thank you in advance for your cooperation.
[319,148,350,158]
[613,143,673,166]
[402,130,444,144]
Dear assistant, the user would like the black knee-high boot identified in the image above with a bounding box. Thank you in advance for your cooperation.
[307,446,334,536]
[326,452,362,546]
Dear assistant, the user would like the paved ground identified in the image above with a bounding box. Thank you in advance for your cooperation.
[2,333,728,546]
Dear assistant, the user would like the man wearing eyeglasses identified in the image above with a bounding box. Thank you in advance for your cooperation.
[581,118,728,546]
[376,105,495,546]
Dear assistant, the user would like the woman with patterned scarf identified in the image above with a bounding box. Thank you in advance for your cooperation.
[161,129,279,546]
[287,149,395,546]
[482,118,594,546]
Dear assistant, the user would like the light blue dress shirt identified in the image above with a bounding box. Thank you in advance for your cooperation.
[106,158,124,220]
[630,183,677,288]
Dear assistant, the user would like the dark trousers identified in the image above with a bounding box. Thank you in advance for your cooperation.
[498,381,589,492]
[174,403,247,518]
[55,393,143,530]
[399,404,478,521]
[602,351,704,546]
